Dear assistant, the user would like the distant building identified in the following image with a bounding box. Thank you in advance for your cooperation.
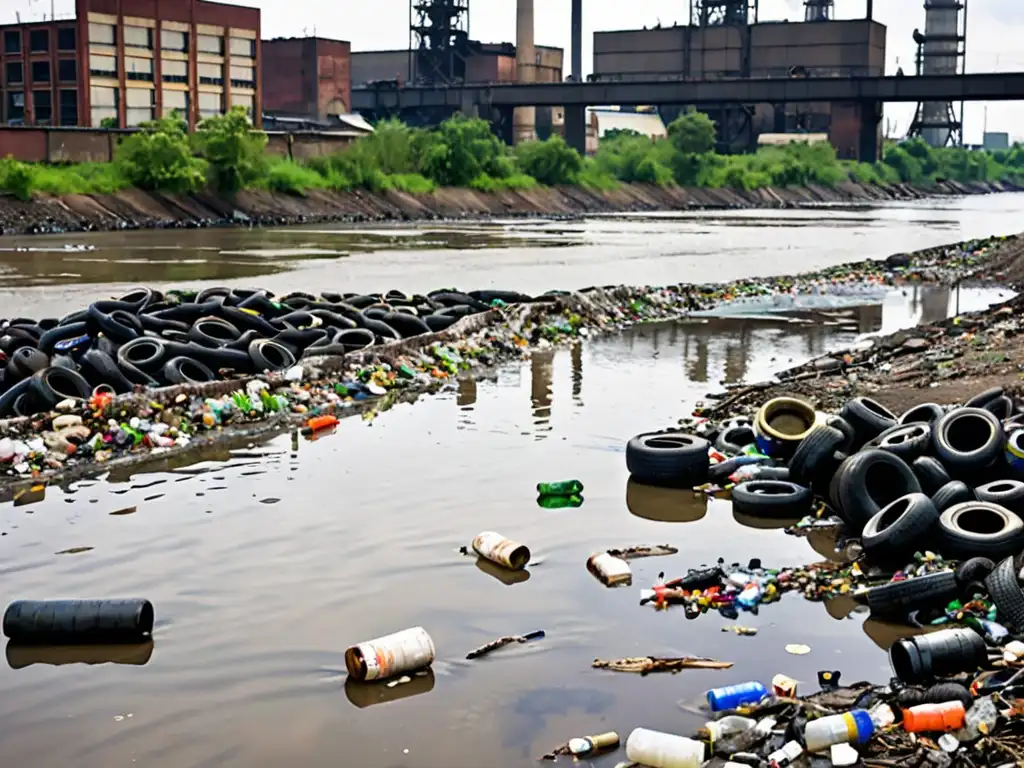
[350,43,563,87]
[0,0,261,129]
[262,37,351,122]
[983,132,1010,151]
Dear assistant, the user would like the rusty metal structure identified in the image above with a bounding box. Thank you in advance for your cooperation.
[908,0,967,147]
[689,0,758,27]
[409,0,470,86]
[804,0,834,21]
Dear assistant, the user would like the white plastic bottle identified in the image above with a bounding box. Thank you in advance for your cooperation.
[625,728,705,768]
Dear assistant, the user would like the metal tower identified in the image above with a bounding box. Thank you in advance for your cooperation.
[689,0,758,26]
[804,0,833,21]
[409,0,470,86]
[908,0,967,147]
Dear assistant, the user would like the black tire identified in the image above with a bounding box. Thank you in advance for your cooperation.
[871,422,931,462]
[912,456,951,496]
[899,402,945,426]
[187,317,241,347]
[272,328,329,356]
[30,367,91,408]
[955,556,996,586]
[787,425,845,486]
[833,449,921,530]
[986,556,1024,630]
[79,349,134,394]
[4,346,48,383]
[118,286,157,312]
[715,424,756,455]
[932,480,975,512]
[362,316,402,343]
[938,501,1024,559]
[626,431,710,488]
[0,377,32,418]
[308,310,357,331]
[983,395,1015,420]
[86,302,141,343]
[424,314,458,332]
[117,337,167,373]
[381,312,432,339]
[469,289,534,305]
[975,479,1024,514]
[731,480,812,518]
[825,415,856,453]
[336,328,376,353]
[196,286,232,303]
[966,387,1004,409]
[248,339,296,372]
[840,396,897,448]
[933,407,1004,478]
[428,291,490,311]
[865,571,958,617]
[38,321,89,354]
[861,493,939,561]
[161,356,217,385]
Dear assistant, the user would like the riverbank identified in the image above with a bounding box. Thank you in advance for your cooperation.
[1,179,1019,236]
[0,231,1014,491]
[698,235,1024,420]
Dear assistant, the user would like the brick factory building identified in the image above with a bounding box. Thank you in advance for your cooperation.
[0,0,260,129]
[262,37,351,122]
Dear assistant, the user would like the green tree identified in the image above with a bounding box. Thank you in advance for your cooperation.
[514,136,583,185]
[193,106,268,194]
[99,116,118,130]
[418,114,512,187]
[667,111,717,156]
[0,156,37,201]
[115,112,206,193]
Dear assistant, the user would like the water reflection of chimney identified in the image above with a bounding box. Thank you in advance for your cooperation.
[921,286,951,326]
[571,342,583,403]
[531,350,554,438]
[686,335,710,383]
[722,325,750,385]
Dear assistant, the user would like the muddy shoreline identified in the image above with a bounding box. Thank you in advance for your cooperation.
[1,179,1019,236]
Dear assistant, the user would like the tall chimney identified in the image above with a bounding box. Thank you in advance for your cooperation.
[514,0,536,143]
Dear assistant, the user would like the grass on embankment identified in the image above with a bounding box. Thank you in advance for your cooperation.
[2,107,1022,202]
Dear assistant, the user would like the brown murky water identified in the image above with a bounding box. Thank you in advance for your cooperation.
[0,198,1021,768]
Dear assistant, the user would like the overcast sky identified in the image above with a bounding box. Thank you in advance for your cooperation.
[7,0,1023,142]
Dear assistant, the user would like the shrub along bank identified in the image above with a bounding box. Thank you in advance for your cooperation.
[0,108,1022,202]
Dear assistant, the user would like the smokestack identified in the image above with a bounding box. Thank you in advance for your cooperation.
[571,0,582,82]
[866,0,873,19]
[514,0,536,143]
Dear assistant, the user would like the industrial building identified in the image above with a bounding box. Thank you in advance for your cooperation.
[0,0,260,129]
[263,37,351,121]
[592,14,886,156]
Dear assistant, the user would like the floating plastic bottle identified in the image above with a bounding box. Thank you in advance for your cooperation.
[803,710,874,752]
[699,715,755,743]
[707,681,768,712]
[536,494,584,509]
[537,479,584,496]
[625,728,705,768]
[472,531,531,570]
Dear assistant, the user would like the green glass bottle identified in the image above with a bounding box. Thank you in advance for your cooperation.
[536,479,584,496]
[536,494,584,509]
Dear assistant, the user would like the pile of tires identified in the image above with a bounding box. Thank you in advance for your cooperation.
[625,387,1024,561]
[0,286,536,420]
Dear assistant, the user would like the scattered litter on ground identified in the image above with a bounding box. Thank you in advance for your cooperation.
[592,656,735,674]
[465,630,545,660]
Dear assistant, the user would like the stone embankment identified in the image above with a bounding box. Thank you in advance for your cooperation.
[0,179,1019,236]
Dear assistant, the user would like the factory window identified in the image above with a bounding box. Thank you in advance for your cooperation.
[30,29,49,53]
[58,59,77,82]
[33,90,52,124]
[90,85,118,126]
[161,29,188,52]
[59,88,78,125]
[229,64,254,88]
[197,34,224,55]
[198,90,221,120]
[162,88,188,118]
[6,91,25,124]
[229,37,254,58]
[31,60,50,84]
[162,58,188,83]
[6,62,23,86]
[125,87,155,126]
[230,91,254,115]
[123,25,153,50]
[125,56,154,82]
[198,62,223,85]
[89,53,117,78]
[88,22,115,46]
[4,30,21,54]
[57,27,76,51]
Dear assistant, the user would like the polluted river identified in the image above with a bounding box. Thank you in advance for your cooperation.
[1,193,1024,768]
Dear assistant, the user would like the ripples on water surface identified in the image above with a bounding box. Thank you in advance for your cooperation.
[0,198,1021,767]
